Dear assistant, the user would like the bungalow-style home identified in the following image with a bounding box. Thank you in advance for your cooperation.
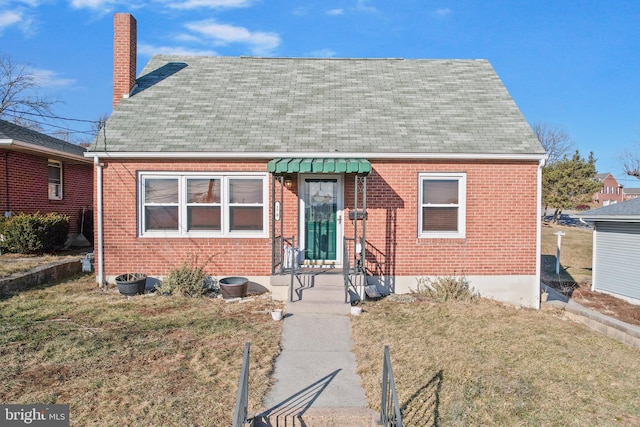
[623,187,640,201]
[87,13,546,307]
[593,172,624,206]
[578,198,640,305]
[0,119,94,244]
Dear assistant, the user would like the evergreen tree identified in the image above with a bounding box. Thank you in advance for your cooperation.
[542,151,601,223]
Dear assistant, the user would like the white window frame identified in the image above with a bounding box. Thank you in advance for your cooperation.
[138,172,269,238]
[48,159,63,200]
[418,172,466,239]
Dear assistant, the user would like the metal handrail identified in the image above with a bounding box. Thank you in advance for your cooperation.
[380,345,403,427]
[232,342,251,427]
[288,236,296,302]
[343,238,351,303]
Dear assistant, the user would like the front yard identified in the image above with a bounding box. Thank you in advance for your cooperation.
[2,274,639,426]
[352,297,640,426]
[0,275,283,425]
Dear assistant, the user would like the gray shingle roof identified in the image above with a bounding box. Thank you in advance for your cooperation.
[624,188,640,195]
[578,198,640,221]
[0,119,87,157]
[92,56,544,156]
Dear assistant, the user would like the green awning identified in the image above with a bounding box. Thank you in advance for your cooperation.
[267,158,371,174]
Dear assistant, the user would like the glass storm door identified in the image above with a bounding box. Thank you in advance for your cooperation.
[301,176,343,263]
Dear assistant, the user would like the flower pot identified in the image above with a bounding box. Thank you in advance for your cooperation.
[541,292,549,302]
[219,277,249,299]
[116,273,147,296]
[271,309,283,321]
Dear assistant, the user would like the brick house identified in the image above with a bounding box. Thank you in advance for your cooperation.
[593,172,624,206]
[623,188,640,201]
[88,14,546,307]
[0,119,94,243]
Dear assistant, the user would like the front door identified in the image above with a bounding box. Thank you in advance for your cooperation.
[300,175,343,264]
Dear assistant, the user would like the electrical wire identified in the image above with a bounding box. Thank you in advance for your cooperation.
[2,108,102,140]
[3,108,101,124]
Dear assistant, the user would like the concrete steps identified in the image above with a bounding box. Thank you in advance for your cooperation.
[287,275,350,315]
[252,407,379,426]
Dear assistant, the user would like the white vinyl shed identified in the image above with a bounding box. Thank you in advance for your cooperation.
[578,198,640,305]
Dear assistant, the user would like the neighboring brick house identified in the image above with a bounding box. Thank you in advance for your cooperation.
[0,119,93,242]
[624,187,640,201]
[88,14,546,307]
[593,172,624,206]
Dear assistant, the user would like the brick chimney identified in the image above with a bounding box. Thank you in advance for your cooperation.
[113,13,137,110]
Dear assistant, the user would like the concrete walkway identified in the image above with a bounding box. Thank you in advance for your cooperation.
[257,276,376,425]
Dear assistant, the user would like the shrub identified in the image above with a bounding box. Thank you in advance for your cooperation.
[155,255,217,297]
[413,274,478,303]
[0,212,69,254]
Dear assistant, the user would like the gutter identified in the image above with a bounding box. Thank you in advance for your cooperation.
[83,151,548,161]
[578,217,640,223]
[94,156,105,286]
[2,139,91,163]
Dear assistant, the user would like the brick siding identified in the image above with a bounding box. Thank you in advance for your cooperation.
[0,149,93,234]
[98,158,539,280]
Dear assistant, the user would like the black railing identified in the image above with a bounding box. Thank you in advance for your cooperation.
[282,236,296,302]
[344,236,366,303]
[380,345,403,427]
[272,235,283,274]
[343,238,351,303]
[232,342,251,427]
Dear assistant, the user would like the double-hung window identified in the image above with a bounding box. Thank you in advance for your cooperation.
[139,172,267,237]
[418,172,466,238]
[48,160,63,200]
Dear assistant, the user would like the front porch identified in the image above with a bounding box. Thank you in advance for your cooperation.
[267,157,372,304]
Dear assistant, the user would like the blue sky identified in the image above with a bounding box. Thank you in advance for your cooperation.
[1,0,639,184]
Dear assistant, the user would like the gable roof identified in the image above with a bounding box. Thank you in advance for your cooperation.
[595,172,618,181]
[90,56,545,159]
[578,198,640,222]
[0,119,88,161]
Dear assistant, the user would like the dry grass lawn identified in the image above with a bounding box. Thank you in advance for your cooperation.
[0,254,60,278]
[0,275,283,426]
[352,298,640,426]
[541,222,593,284]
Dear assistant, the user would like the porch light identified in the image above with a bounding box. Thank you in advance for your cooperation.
[284,177,294,189]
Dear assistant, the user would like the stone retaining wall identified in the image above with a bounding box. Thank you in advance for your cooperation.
[0,258,83,294]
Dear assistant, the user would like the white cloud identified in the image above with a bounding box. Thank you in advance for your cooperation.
[185,20,280,56]
[30,68,75,88]
[292,7,308,16]
[165,0,251,9]
[14,0,42,7]
[432,8,452,18]
[308,49,336,58]
[356,0,376,13]
[0,9,38,36]
[138,42,217,57]
[327,8,343,15]
[0,10,21,31]
[69,0,114,9]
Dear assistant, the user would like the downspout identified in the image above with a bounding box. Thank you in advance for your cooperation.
[535,158,546,309]
[4,152,10,214]
[94,155,105,286]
